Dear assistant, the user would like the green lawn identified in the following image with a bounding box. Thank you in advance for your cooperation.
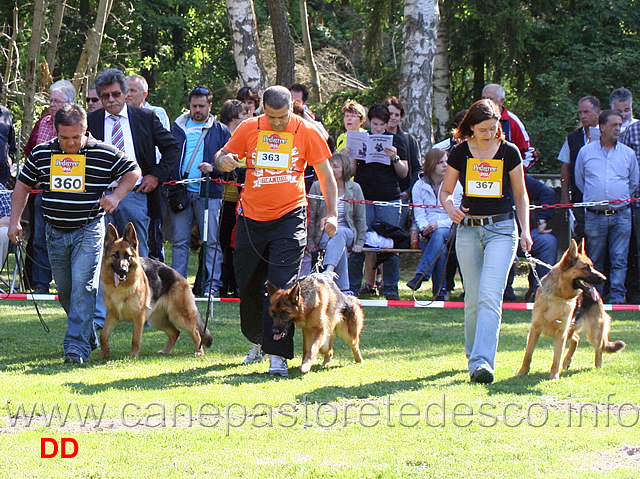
[0,287,638,478]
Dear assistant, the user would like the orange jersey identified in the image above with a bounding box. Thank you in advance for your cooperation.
[224,114,331,221]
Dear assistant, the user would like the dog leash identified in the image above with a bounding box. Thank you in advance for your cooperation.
[17,241,50,333]
[523,251,553,289]
[411,223,457,303]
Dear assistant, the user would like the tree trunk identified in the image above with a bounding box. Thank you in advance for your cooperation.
[400,0,440,154]
[2,4,19,107]
[299,0,321,102]
[225,0,268,90]
[22,0,47,147]
[265,0,295,87]
[431,3,450,143]
[45,0,67,75]
[72,0,114,92]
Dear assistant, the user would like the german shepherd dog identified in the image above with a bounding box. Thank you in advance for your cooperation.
[100,222,212,359]
[518,239,626,380]
[267,273,364,374]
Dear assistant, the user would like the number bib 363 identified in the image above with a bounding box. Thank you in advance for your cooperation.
[50,154,86,192]
[255,130,294,170]
[465,158,503,198]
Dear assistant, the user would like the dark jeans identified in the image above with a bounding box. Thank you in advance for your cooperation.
[233,207,306,359]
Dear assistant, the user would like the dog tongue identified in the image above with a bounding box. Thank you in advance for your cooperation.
[114,273,120,287]
[587,284,600,302]
[273,333,283,341]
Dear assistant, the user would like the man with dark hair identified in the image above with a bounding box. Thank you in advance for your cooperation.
[170,86,230,296]
[576,110,638,304]
[0,74,16,185]
[8,103,140,364]
[215,85,338,376]
[88,68,179,258]
[558,95,601,240]
[610,88,638,133]
[86,84,101,113]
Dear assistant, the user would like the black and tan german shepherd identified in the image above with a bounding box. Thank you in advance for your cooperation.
[517,239,626,380]
[267,273,364,374]
[99,222,212,359]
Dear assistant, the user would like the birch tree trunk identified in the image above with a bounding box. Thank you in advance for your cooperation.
[399,0,440,154]
[432,4,450,143]
[71,0,114,92]
[299,0,321,103]
[22,0,47,145]
[265,0,295,87]
[45,0,67,74]
[225,0,268,90]
[2,5,19,106]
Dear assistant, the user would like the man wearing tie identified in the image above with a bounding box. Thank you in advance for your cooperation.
[88,68,179,257]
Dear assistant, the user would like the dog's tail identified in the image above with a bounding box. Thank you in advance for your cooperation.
[197,310,213,348]
[341,294,365,337]
[603,340,626,353]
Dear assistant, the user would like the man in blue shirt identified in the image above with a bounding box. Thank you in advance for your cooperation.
[576,110,639,303]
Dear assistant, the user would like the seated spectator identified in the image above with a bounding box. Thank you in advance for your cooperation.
[336,100,367,173]
[407,149,462,298]
[308,153,366,293]
[503,175,559,301]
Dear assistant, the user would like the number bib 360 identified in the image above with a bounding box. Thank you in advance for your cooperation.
[255,130,294,170]
[50,154,86,192]
[465,157,503,198]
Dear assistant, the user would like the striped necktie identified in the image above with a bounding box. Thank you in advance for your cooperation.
[110,115,125,152]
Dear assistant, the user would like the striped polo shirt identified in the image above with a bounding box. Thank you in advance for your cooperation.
[19,134,138,231]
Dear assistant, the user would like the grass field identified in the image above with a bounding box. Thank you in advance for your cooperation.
[1,247,639,478]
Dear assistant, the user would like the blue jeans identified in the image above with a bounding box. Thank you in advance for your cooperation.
[456,219,517,376]
[108,190,150,258]
[416,227,451,296]
[319,227,354,292]
[585,208,632,303]
[170,193,223,294]
[348,201,402,296]
[32,193,52,289]
[46,218,104,361]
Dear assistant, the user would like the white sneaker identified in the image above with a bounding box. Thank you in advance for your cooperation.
[269,355,289,376]
[242,343,263,364]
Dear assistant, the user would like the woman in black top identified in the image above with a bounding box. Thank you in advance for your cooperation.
[440,99,532,384]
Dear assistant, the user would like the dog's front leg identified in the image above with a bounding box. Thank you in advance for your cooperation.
[549,334,569,381]
[300,328,327,374]
[99,314,118,359]
[562,332,580,370]
[517,325,541,376]
[130,314,145,359]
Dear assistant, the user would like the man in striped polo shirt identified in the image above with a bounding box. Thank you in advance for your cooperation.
[8,104,140,364]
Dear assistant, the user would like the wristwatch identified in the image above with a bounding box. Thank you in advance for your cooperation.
[393,156,400,164]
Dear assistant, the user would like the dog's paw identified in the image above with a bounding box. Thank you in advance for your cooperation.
[516,367,529,376]
[300,362,312,374]
[194,350,204,357]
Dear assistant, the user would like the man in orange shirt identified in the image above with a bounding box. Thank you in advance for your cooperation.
[215,85,337,376]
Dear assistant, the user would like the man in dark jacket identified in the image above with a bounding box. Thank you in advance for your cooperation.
[170,86,230,296]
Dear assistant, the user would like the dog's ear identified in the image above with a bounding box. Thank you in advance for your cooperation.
[266,280,279,296]
[104,223,119,249]
[578,238,586,255]
[289,283,302,305]
[560,239,578,269]
[123,222,138,253]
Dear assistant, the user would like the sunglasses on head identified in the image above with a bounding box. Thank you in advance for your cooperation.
[239,87,257,94]
[191,86,211,96]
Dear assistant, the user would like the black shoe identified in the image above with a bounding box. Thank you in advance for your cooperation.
[33,286,49,295]
[385,294,400,301]
[64,353,84,364]
[503,287,517,302]
[470,367,494,384]
[406,274,424,291]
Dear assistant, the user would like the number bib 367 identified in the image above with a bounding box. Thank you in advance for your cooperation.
[50,154,86,192]
[255,130,294,170]
[465,157,503,198]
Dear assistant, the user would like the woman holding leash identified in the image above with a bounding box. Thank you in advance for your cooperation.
[440,99,532,384]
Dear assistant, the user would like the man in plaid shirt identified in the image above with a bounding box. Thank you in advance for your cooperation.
[620,116,640,302]
[0,182,11,267]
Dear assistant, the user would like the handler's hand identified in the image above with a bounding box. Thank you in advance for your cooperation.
[446,205,468,224]
[321,215,338,237]
[136,174,159,193]
[7,223,22,245]
[100,194,120,214]
[216,153,240,173]
[520,231,533,253]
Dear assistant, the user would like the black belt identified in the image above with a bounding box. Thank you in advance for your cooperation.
[586,204,630,216]
[461,211,514,227]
